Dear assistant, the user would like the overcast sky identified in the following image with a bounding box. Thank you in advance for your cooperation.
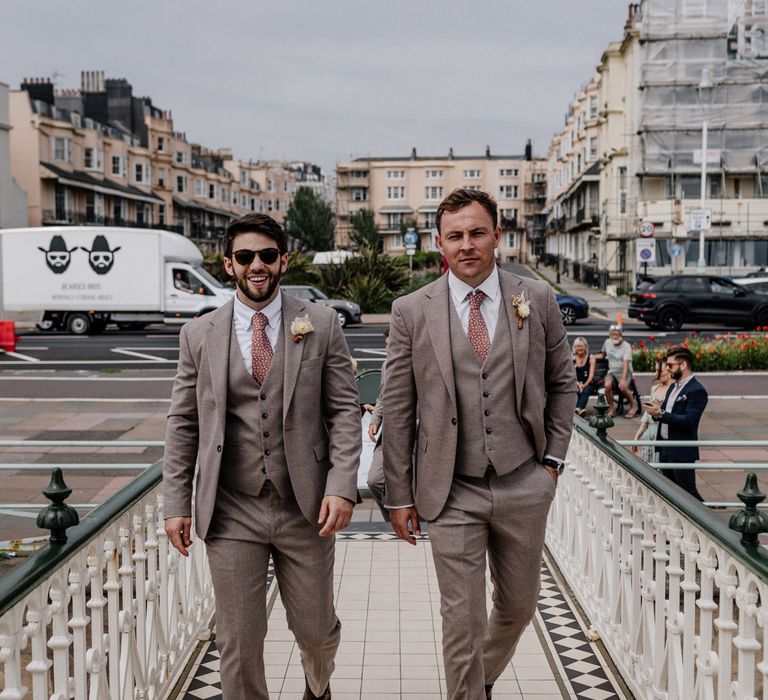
[1,1,629,172]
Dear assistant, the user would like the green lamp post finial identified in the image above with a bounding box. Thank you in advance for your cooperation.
[36,468,80,544]
[729,472,768,548]
[589,389,614,438]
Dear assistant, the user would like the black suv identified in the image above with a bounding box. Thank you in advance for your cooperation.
[628,274,768,331]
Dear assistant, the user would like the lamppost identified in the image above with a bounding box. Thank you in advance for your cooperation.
[697,67,713,273]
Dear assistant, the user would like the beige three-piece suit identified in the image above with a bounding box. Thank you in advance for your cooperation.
[383,269,576,699]
[163,292,361,700]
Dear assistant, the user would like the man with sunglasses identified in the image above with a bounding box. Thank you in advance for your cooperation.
[644,346,708,500]
[163,213,361,699]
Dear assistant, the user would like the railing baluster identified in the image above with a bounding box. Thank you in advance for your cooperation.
[69,561,90,700]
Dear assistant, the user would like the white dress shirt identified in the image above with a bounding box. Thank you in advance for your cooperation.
[232,291,283,374]
[659,374,694,439]
[447,267,501,342]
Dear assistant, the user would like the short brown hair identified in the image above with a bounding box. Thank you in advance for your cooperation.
[436,188,498,233]
[667,346,695,369]
[223,213,288,256]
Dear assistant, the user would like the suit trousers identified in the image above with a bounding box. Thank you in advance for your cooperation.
[428,460,555,700]
[205,482,340,700]
[366,444,389,521]
[661,463,703,501]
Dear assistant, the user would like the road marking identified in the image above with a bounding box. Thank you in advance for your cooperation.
[0,349,41,362]
[354,348,388,357]
[112,347,168,362]
[0,509,40,519]
[111,346,178,351]
[0,359,176,365]
[352,357,385,362]
[15,346,49,351]
[0,397,170,402]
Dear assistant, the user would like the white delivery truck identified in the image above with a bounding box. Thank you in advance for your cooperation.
[0,226,234,334]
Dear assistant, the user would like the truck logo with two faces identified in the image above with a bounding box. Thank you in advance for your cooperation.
[38,234,121,275]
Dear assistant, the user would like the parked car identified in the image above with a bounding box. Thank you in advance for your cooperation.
[281,285,362,327]
[628,274,768,330]
[556,294,590,325]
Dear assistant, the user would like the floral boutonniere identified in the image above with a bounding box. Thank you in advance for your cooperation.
[511,292,531,330]
[290,314,314,343]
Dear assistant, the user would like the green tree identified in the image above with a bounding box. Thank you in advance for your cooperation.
[349,209,380,250]
[284,187,334,251]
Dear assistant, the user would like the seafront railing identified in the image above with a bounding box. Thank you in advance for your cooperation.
[547,415,768,700]
[0,461,214,700]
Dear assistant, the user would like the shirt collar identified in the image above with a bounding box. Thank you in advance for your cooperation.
[447,266,500,306]
[674,374,694,392]
[233,291,283,331]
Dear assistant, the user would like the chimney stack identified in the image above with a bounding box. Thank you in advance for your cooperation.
[411,147,417,160]
[485,145,491,158]
[524,139,532,161]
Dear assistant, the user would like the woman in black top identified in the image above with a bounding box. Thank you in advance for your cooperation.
[573,337,596,414]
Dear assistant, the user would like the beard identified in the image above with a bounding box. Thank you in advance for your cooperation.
[671,368,683,381]
[236,267,282,305]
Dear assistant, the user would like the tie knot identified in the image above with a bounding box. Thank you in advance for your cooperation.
[468,290,486,310]
[252,312,268,331]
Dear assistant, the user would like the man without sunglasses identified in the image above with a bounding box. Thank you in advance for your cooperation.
[163,213,361,699]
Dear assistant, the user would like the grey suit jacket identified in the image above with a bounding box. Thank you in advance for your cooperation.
[162,291,362,538]
[382,270,576,521]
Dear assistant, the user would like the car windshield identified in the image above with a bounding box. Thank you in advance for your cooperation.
[193,265,224,288]
[310,288,329,300]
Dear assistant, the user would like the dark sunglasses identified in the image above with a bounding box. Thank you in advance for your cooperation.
[231,247,281,266]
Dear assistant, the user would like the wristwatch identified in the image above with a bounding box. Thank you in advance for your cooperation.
[542,458,565,476]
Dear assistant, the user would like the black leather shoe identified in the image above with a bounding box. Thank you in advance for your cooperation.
[303,677,331,699]
[485,684,493,699]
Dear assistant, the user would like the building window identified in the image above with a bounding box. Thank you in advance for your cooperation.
[465,185,481,191]
[499,168,518,177]
[84,147,103,170]
[682,0,708,18]
[135,162,146,184]
[463,169,481,179]
[53,136,72,163]
[588,137,598,161]
[221,187,228,203]
[424,186,443,200]
[176,175,187,194]
[387,170,405,179]
[157,167,166,188]
[209,183,216,199]
[423,212,437,229]
[113,198,124,225]
[680,175,701,199]
[502,208,518,223]
[351,188,367,202]
[267,180,275,192]
[387,212,407,229]
[158,203,165,226]
[195,178,206,197]
[499,185,518,199]
[350,170,368,178]
[275,199,280,211]
[392,233,403,248]
[425,169,443,179]
[175,150,186,164]
[250,197,258,211]
[387,186,405,200]
[157,136,165,152]
[589,95,598,119]
[506,232,517,248]
[756,174,768,197]
[111,155,123,177]
[136,203,149,226]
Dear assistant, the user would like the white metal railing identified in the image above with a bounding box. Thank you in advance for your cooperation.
[546,421,768,700]
[0,464,214,700]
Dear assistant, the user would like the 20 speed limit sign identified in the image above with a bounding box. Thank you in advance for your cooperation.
[639,221,655,237]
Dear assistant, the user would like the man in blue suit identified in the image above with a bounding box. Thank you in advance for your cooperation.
[645,347,708,500]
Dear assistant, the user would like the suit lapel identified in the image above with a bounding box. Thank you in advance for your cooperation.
[424,275,456,411]
[281,291,308,419]
[499,272,527,415]
[206,299,233,431]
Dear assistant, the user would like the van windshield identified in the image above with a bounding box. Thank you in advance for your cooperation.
[193,265,224,289]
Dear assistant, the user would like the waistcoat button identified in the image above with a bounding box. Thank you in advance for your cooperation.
[485,427,492,434]
[263,431,270,438]
[261,412,268,419]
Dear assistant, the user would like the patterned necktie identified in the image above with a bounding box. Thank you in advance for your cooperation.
[251,312,272,384]
[467,290,490,363]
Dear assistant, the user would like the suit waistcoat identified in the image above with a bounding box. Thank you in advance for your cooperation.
[218,325,292,498]
[449,297,535,476]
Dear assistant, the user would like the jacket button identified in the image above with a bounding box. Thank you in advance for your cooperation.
[265,449,271,456]
[482,372,488,379]
[260,394,267,400]
[263,431,270,438]
[485,427,492,434]
[451,417,457,425]
[483,391,489,398]
[484,409,491,416]
[261,412,268,419]
[216,444,222,452]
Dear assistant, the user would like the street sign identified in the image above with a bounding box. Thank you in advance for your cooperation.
[639,221,655,237]
[406,244,416,256]
[671,244,683,257]
[690,208,711,231]
[404,229,418,246]
[636,239,656,264]
[693,149,721,165]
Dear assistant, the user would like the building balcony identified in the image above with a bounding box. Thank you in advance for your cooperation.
[41,210,155,228]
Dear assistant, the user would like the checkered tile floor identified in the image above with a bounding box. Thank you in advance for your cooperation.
[175,536,627,699]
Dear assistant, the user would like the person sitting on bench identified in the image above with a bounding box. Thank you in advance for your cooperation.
[594,325,637,418]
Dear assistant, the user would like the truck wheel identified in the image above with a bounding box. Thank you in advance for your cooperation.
[67,313,92,335]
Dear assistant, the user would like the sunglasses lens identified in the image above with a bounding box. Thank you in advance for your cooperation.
[233,250,256,266]
[258,248,279,264]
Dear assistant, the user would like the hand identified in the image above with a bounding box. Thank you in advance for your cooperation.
[165,516,193,557]
[318,496,354,536]
[631,445,639,454]
[543,465,558,486]
[576,382,584,391]
[390,507,421,546]
[368,422,379,442]
[362,403,375,413]
[644,402,662,418]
